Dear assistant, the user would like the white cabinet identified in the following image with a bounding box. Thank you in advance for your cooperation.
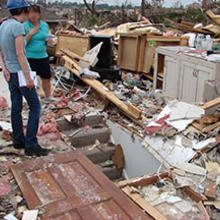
[180,61,198,102]
[155,46,220,103]
[179,56,215,103]
[163,56,180,99]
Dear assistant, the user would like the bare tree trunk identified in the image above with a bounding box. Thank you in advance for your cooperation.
[83,0,97,15]
[141,0,145,16]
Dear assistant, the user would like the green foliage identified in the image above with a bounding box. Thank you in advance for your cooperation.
[87,15,102,27]
[63,13,68,18]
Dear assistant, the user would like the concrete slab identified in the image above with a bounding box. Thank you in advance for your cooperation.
[69,125,111,147]
[57,114,103,131]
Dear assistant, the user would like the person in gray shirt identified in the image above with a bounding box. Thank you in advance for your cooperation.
[0,0,49,157]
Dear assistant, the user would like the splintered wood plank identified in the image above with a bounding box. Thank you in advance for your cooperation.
[11,150,151,220]
[202,97,220,110]
[122,186,168,220]
[63,55,142,120]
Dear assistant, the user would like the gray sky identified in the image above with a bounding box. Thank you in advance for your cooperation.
[58,0,199,7]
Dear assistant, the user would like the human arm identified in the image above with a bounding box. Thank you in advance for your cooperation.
[15,36,34,88]
[25,24,39,44]
[0,49,10,82]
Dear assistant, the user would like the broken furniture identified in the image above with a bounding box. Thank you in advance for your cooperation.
[11,150,151,219]
[154,46,220,103]
[165,19,216,35]
[62,53,142,120]
[118,172,208,220]
[117,33,188,77]
[55,31,89,57]
[89,35,121,81]
[206,10,220,26]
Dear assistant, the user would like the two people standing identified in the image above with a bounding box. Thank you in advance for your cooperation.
[0,0,54,157]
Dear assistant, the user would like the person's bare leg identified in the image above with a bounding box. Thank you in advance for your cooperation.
[41,79,51,98]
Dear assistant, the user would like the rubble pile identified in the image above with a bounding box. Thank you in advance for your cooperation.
[0,4,220,220]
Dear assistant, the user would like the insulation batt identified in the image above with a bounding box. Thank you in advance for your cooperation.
[37,113,61,140]
[0,96,8,109]
[56,97,68,108]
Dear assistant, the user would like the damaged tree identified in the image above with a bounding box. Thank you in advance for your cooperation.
[201,0,220,9]
[83,0,99,16]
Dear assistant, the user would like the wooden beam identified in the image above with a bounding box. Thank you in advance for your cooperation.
[202,121,220,133]
[206,10,220,26]
[62,55,142,120]
[122,186,168,220]
[60,49,89,63]
[202,97,220,110]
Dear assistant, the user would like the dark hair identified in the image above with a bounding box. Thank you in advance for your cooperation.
[9,7,29,16]
[29,5,41,14]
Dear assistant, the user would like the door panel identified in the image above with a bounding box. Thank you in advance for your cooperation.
[11,150,152,220]
[196,66,212,102]
[163,56,179,99]
[180,61,197,102]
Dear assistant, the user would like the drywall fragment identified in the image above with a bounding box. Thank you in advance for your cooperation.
[22,210,38,220]
[181,137,193,148]
[172,168,186,176]
[150,101,204,132]
[176,163,206,176]
[143,135,196,167]
[167,196,182,204]
[169,101,205,121]
[193,138,216,150]
[173,175,194,187]
[174,200,192,213]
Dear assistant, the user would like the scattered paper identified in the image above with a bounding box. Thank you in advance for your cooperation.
[4,214,18,220]
[22,210,38,220]
[18,71,38,87]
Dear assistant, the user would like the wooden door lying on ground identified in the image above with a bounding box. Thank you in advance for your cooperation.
[11,150,152,220]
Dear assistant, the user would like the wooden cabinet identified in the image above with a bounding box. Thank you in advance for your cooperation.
[155,46,220,103]
[118,34,188,76]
